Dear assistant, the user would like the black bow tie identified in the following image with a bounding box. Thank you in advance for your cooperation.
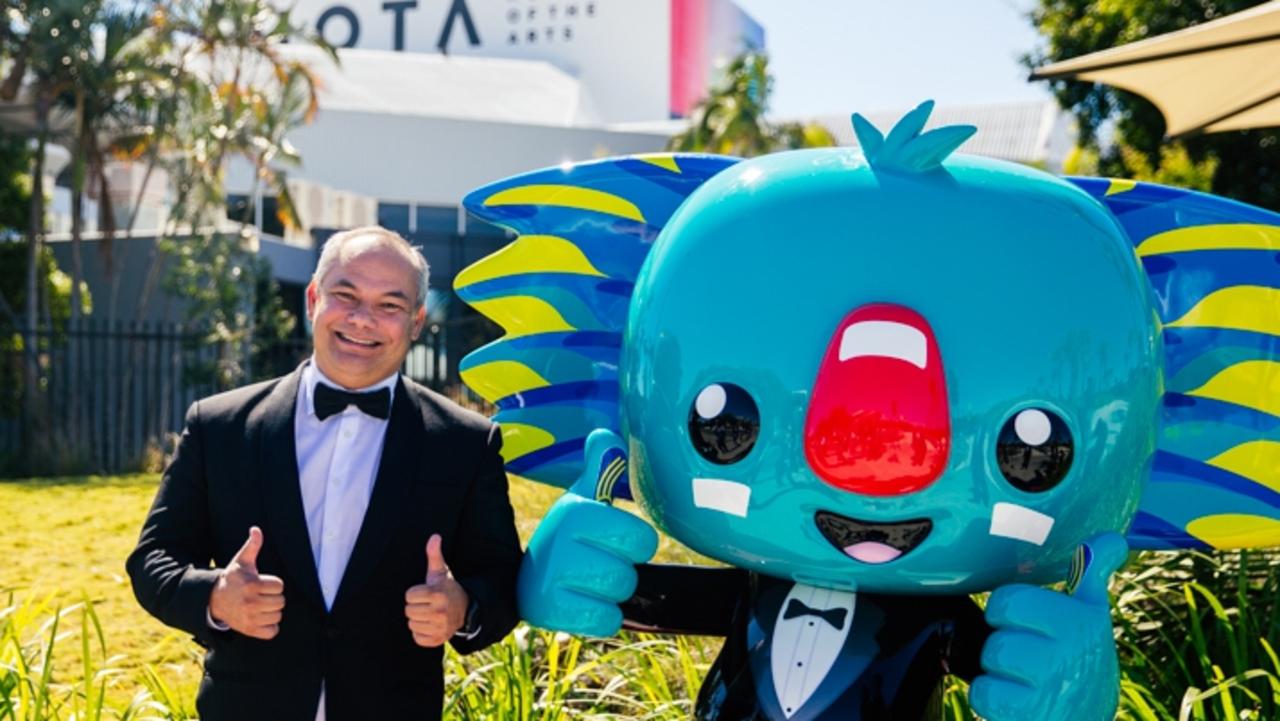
[783,598,848,630]
[314,382,391,421]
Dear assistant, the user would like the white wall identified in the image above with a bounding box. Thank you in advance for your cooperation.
[288,0,672,123]
[226,110,673,205]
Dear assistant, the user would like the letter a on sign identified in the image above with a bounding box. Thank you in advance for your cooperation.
[437,0,480,54]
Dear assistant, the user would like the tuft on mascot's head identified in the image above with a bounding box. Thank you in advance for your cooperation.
[456,100,1280,721]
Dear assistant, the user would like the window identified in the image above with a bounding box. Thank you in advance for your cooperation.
[378,203,411,234]
[260,196,285,237]
[415,205,458,235]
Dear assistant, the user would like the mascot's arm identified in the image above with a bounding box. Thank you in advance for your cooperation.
[969,532,1127,721]
[622,564,749,636]
[516,429,660,637]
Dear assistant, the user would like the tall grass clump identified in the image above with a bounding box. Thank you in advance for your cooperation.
[938,549,1279,721]
[0,589,194,721]
[445,626,719,721]
[1113,550,1280,721]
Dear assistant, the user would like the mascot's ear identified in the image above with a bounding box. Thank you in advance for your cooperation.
[455,154,739,495]
[1071,178,1280,551]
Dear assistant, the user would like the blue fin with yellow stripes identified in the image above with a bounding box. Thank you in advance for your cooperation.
[456,153,740,493]
[1070,177,1280,551]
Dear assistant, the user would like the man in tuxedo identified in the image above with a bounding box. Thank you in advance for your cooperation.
[127,226,522,721]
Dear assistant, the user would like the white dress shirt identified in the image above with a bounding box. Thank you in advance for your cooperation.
[297,360,396,721]
[294,360,396,611]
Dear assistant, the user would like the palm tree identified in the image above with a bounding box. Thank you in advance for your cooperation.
[1,0,96,470]
[121,0,329,390]
[668,49,835,157]
[46,5,156,458]
[59,5,156,318]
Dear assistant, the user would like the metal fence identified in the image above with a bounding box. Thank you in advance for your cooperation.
[1,320,451,477]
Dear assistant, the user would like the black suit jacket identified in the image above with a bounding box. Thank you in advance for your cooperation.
[126,366,523,721]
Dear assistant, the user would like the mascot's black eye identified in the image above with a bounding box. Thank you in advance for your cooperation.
[996,408,1073,492]
[689,383,759,464]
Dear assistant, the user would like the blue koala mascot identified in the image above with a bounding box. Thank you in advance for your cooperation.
[455,101,1280,721]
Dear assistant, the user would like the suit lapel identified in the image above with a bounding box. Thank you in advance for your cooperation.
[252,366,326,612]
[331,377,426,614]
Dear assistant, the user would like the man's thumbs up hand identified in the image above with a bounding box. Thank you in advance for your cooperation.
[209,526,286,640]
[405,533,469,647]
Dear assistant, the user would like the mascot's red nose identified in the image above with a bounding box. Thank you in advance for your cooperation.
[804,304,950,495]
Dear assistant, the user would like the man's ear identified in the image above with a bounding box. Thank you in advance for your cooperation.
[305,280,319,320]
[412,305,427,340]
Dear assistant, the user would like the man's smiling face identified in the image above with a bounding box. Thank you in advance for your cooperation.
[307,235,426,389]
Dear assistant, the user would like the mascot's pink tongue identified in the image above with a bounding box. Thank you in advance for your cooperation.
[844,542,903,564]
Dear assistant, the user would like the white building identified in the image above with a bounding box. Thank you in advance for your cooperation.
[221,0,766,289]
[28,0,1076,331]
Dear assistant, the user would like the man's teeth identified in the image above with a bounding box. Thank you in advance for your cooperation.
[838,320,927,368]
[337,332,378,346]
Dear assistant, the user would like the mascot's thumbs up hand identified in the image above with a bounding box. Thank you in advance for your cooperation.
[969,532,1128,721]
[517,429,659,637]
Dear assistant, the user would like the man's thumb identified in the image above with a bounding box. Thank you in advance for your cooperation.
[234,526,264,569]
[425,533,448,583]
[1066,531,1128,605]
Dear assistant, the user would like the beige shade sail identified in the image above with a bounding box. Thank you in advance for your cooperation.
[1031,1,1280,138]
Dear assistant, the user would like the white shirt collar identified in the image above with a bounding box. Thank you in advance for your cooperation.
[301,356,399,419]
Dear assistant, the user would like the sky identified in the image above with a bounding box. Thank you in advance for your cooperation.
[731,0,1055,118]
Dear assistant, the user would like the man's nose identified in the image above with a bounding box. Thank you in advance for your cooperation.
[345,302,377,326]
[803,303,950,496]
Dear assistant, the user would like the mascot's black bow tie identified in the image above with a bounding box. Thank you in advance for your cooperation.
[783,598,848,630]
[314,383,391,421]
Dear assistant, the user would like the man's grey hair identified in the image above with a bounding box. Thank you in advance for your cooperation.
[312,226,430,307]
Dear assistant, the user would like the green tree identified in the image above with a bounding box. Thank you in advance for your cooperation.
[668,49,835,157]
[56,4,156,321]
[0,242,89,424]
[134,0,327,388]
[1,0,101,470]
[0,131,31,239]
[1025,0,1280,208]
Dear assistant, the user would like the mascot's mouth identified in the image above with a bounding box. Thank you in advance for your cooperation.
[815,511,932,564]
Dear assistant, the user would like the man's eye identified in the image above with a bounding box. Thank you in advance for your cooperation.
[381,304,404,313]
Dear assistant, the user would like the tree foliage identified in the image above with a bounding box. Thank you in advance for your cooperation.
[128,0,326,388]
[668,49,835,157]
[1025,0,1280,208]
[0,0,326,474]
[0,131,31,237]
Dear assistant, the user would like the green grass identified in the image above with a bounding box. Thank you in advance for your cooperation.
[0,475,204,714]
[2,474,1277,720]
[0,473,719,719]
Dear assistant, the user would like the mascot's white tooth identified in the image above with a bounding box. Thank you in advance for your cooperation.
[692,478,751,517]
[838,321,928,368]
[989,502,1055,545]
